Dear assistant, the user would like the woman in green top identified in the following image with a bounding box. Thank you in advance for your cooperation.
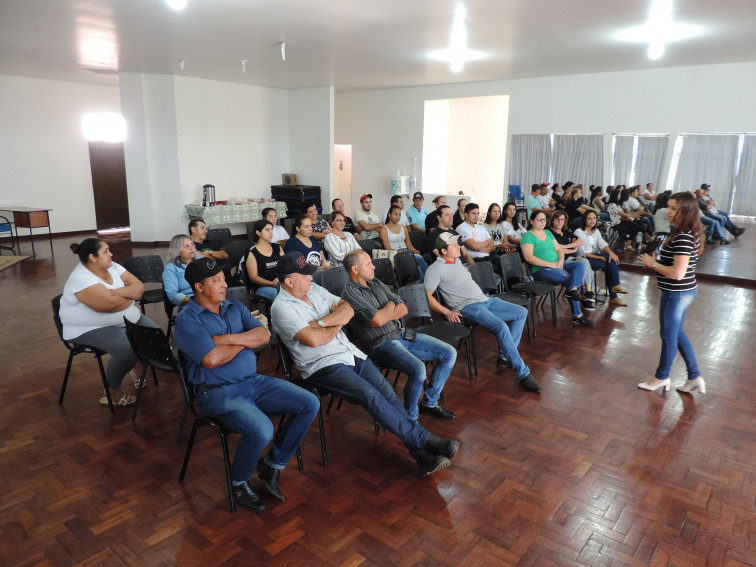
[521,211,594,327]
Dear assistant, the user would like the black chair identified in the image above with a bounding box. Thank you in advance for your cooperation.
[52,295,114,413]
[240,259,274,317]
[0,215,16,254]
[357,238,378,254]
[162,288,178,340]
[468,260,531,341]
[397,283,476,381]
[226,285,253,309]
[223,241,252,278]
[283,217,296,236]
[371,258,398,290]
[408,230,433,265]
[121,255,165,314]
[499,253,557,328]
[321,266,349,296]
[175,350,303,513]
[206,228,233,248]
[122,319,168,423]
[394,251,420,287]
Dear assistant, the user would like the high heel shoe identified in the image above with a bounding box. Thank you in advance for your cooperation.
[637,378,670,392]
[677,376,706,394]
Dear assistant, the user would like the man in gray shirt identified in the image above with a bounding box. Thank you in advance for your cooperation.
[424,233,540,392]
[271,252,460,475]
[340,249,457,421]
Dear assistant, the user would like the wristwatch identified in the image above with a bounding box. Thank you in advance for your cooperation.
[652,262,658,270]
[317,320,326,328]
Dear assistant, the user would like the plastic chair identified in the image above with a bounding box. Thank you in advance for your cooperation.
[371,258,398,290]
[394,251,420,286]
[357,238,378,254]
[499,253,557,328]
[0,215,16,254]
[206,228,233,248]
[121,255,165,314]
[408,230,427,255]
[223,241,252,278]
[52,295,114,413]
[175,350,303,513]
[122,319,168,423]
[468,261,531,342]
[397,283,475,381]
[321,266,349,296]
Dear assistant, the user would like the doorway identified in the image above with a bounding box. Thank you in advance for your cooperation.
[88,141,130,231]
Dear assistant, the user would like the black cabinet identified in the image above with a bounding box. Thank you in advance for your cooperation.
[270,184,322,217]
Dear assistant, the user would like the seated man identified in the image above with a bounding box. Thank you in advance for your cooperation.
[175,258,320,511]
[424,233,540,393]
[526,184,551,218]
[341,249,457,421]
[424,195,447,235]
[382,195,409,227]
[406,192,429,232]
[697,185,744,237]
[354,194,383,241]
[331,198,361,236]
[456,202,501,274]
[189,219,229,263]
[271,252,459,476]
[426,205,476,265]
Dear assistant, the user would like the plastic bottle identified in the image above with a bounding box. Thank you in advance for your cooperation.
[391,171,401,195]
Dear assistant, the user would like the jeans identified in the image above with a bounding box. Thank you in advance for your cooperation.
[586,254,621,298]
[566,256,593,287]
[307,358,430,458]
[253,286,278,302]
[707,211,738,236]
[371,332,457,420]
[413,254,428,281]
[197,375,320,483]
[701,215,725,240]
[533,263,586,316]
[460,298,531,379]
[74,315,159,388]
[655,289,700,381]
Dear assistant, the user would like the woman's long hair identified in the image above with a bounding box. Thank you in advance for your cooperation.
[251,220,272,244]
[290,214,308,237]
[385,205,401,224]
[664,192,704,254]
[166,234,189,266]
[503,202,521,231]
[483,203,501,225]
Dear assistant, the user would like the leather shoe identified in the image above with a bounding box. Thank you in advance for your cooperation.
[419,403,456,420]
[415,449,451,476]
[424,434,459,459]
[497,357,512,368]
[232,481,266,511]
[519,374,541,392]
[257,459,285,502]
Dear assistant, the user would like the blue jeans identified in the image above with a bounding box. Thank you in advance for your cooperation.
[254,286,278,302]
[460,298,531,379]
[414,254,428,281]
[307,358,430,458]
[586,254,621,298]
[655,289,700,381]
[371,332,457,420]
[197,375,320,483]
[701,215,725,240]
[533,263,585,316]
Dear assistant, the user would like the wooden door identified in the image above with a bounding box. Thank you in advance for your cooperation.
[88,141,130,230]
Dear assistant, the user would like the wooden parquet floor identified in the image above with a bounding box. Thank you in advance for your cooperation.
[1,228,755,566]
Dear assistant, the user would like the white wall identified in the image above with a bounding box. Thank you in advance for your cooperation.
[288,86,334,211]
[333,144,353,215]
[336,61,756,211]
[0,74,120,234]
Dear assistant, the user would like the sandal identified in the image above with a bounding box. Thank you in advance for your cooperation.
[129,370,147,390]
[100,394,137,406]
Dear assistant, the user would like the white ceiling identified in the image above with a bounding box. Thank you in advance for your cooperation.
[2,0,756,92]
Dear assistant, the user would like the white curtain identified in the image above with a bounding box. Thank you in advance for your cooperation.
[509,135,551,190]
[634,135,669,192]
[551,134,603,186]
[733,135,756,215]
[672,134,739,204]
[612,136,634,186]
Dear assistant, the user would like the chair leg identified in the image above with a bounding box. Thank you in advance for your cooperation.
[462,337,473,381]
[179,421,199,482]
[58,352,75,406]
[551,291,557,327]
[296,446,303,471]
[151,365,159,385]
[317,407,327,467]
[176,402,189,444]
[219,431,236,514]
[96,354,114,414]
[130,364,149,423]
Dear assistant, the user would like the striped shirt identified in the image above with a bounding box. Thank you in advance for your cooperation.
[341,278,404,354]
[656,231,698,292]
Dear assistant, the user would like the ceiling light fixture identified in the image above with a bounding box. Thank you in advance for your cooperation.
[616,0,700,60]
[241,58,247,72]
[281,42,286,62]
[429,4,484,73]
[178,59,185,70]
[166,0,187,10]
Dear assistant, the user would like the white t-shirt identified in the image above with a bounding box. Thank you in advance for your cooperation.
[624,197,642,212]
[354,209,381,239]
[272,225,289,243]
[456,222,492,258]
[60,262,142,340]
[574,228,608,256]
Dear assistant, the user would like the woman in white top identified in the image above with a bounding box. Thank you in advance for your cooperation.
[482,203,516,253]
[653,191,672,234]
[379,205,428,279]
[500,202,528,245]
[261,207,289,246]
[574,210,628,306]
[323,211,360,266]
[59,238,159,407]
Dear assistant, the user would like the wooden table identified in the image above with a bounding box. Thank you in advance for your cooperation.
[0,207,53,256]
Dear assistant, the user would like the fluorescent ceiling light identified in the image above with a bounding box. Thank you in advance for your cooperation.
[429,5,485,73]
[616,0,700,60]
[167,0,187,10]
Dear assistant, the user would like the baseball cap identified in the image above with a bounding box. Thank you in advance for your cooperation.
[700,183,710,190]
[436,232,460,254]
[185,258,223,290]
[540,183,549,187]
[276,251,318,278]
[360,193,373,202]
[413,192,424,200]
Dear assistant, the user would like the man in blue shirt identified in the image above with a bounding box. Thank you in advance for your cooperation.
[525,184,551,218]
[175,258,319,511]
[406,192,429,232]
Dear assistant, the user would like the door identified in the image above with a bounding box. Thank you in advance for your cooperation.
[88,141,130,230]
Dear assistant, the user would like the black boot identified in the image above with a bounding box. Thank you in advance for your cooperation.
[415,448,451,476]
[424,434,459,459]
[232,482,266,511]
[257,459,286,502]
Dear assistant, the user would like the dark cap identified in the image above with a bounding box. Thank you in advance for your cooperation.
[360,193,373,202]
[185,258,223,290]
[413,191,424,200]
[436,232,459,254]
[700,183,710,190]
[276,251,318,278]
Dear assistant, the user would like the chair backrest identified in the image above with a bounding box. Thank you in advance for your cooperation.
[239,258,255,295]
[311,269,324,287]
[226,286,253,309]
[124,318,177,372]
[122,255,164,285]
[371,257,398,289]
[283,217,296,236]
[206,228,233,247]
[51,294,72,350]
[162,287,176,319]
[393,251,420,286]
[176,350,200,419]
[223,241,251,274]
[320,266,349,296]
[397,283,433,324]
[468,261,498,294]
[357,238,377,253]
[408,230,426,253]
[274,333,296,381]
[499,253,525,291]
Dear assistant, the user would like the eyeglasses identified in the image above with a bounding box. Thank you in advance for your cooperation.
[534,217,547,222]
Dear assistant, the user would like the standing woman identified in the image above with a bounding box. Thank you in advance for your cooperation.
[163,235,196,308]
[637,192,705,393]
[379,205,428,279]
[59,238,159,407]
[574,210,628,307]
[245,219,284,301]
[323,211,360,266]
[283,214,329,268]
[482,203,516,253]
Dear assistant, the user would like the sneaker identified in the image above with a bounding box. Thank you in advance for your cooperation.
[565,288,581,301]
[519,375,541,392]
[572,315,595,327]
[721,239,730,245]
[496,357,512,368]
[581,291,596,311]
[609,297,627,307]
